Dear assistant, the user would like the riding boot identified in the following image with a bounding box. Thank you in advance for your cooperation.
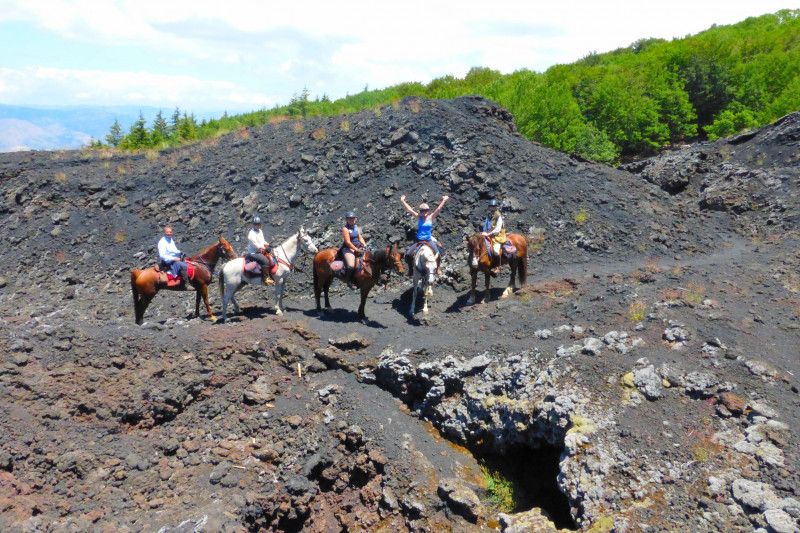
[490,256,500,276]
[345,267,357,289]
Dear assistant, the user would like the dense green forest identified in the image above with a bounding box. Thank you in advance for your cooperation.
[98,9,800,164]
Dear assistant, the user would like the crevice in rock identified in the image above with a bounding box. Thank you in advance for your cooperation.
[477,445,576,530]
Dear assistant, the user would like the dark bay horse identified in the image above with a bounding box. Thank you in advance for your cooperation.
[313,244,404,321]
[465,233,527,304]
[130,236,237,325]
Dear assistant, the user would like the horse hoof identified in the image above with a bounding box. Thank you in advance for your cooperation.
[466,298,474,305]
[423,309,429,315]
[275,309,283,316]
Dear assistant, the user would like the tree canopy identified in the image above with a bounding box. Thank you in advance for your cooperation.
[102,10,800,164]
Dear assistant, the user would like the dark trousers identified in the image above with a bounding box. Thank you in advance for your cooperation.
[246,253,269,269]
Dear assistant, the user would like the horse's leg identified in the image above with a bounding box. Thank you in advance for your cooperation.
[232,282,244,314]
[466,268,477,305]
[139,293,155,324]
[502,259,515,298]
[358,285,369,321]
[422,279,429,315]
[483,271,491,304]
[274,278,285,315]
[324,279,332,309]
[200,285,215,321]
[221,280,232,322]
[410,273,418,315]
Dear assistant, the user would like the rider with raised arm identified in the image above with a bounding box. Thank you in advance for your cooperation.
[245,216,273,284]
[482,199,505,275]
[341,211,366,289]
[158,226,187,283]
[400,194,449,275]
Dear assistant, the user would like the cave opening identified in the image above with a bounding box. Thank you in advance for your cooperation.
[476,444,577,530]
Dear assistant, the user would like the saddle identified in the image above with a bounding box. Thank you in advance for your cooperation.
[243,253,278,279]
[485,237,517,259]
[157,263,195,287]
[331,248,369,279]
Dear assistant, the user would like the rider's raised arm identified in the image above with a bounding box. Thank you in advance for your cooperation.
[399,195,418,217]
[430,195,449,219]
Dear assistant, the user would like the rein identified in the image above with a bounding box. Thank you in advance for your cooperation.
[189,243,223,280]
[273,233,309,273]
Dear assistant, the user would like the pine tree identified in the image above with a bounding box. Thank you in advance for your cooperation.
[152,110,168,145]
[127,111,150,148]
[105,119,122,147]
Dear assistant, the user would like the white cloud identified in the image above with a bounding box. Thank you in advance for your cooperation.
[0,0,794,109]
[0,67,274,110]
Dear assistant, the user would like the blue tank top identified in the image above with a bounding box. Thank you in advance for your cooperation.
[343,224,360,247]
[416,216,432,241]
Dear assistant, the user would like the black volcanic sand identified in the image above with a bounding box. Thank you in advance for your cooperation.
[0,96,798,532]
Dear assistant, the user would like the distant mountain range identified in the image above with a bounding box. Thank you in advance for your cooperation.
[0,105,223,152]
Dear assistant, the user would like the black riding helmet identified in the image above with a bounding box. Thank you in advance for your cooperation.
[253,216,262,224]
[345,211,356,219]
[488,199,499,207]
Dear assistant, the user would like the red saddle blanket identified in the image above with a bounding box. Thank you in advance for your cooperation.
[160,263,194,287]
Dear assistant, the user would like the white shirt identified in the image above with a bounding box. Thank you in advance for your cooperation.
[158,236,181,262]
[483,214,504,235]
[248,228,268,254]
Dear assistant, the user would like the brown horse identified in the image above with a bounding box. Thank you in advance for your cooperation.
[313,244,404,321]
[465,233,527,304]
[130,236,237,325]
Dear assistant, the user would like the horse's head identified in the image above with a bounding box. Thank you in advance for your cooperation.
[298,226,318,254]
[387,243,404,275]
[418,245,437,285]
[218,236,237,260]
[465,233,486,270]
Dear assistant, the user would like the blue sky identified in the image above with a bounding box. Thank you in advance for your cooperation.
[0,1,794,115]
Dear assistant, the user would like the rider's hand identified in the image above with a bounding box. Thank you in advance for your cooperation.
[400,195,406,202]
[442,195,449,201]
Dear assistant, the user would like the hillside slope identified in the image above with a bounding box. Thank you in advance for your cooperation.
[0,97,798,533]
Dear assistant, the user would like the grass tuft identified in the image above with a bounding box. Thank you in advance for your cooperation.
[480,462,519,513]
[311,128,326,140]
[628,301,647,322]
[293,122,305,134]
[54,172,67,183]
[340,120,350,132]
[574,206,590,224]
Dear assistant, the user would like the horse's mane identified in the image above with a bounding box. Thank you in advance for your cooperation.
[369,247,387,263]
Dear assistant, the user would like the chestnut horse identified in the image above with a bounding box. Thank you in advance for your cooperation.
[130,236,237,325]
[313,244,404,321]
[465,233,527,305]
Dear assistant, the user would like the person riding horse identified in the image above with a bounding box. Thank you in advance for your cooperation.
[482,199,505,275]
[400,194,449,275]
[158,226,187,283]
[244,216,274,284]
[341,211,367,288]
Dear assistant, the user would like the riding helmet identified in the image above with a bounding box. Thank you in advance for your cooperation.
[345,211,356,218]
[419,203,430,211]
[253,216,262,224]
[488,199,500,207]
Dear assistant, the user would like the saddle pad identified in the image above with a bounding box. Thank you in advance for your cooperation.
[330,261,345,273]
[502,243,517,255]
[244,261,262,275]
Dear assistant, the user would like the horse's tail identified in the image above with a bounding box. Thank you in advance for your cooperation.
[312,258,318,288]
[218,265,226,301]
[130,270,140,321]
[518,253,528,287]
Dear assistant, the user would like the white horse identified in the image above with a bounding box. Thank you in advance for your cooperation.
[219,226,317,321]
[409,244,438,315]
